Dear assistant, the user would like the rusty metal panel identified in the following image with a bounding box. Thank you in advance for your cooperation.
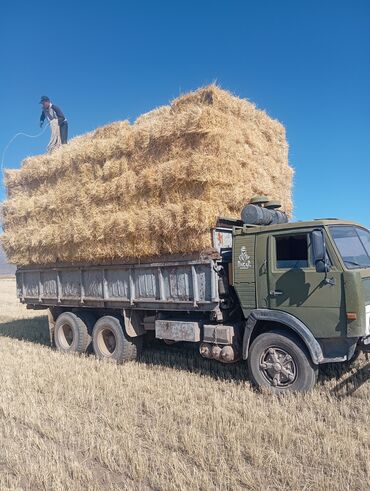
[24,271,39,297]
[106,269,129,299]
[162,266,191,301]
[41,271,57,297]
[135,268,158,299]
[60,270,80,298]
[155,320,201,342]
[197,268,210,301]
[83,270,103,299]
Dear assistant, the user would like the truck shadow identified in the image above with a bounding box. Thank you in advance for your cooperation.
[7,317,369,392]
[319,358,370,398]
[0,319,249,384]
[140,340,250,383]
[141,346,370,390]
[0,316,50,346]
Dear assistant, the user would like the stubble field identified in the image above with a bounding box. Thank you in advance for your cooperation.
[0,277,369,490]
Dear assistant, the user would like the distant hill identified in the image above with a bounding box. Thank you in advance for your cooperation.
[0,245,15,276]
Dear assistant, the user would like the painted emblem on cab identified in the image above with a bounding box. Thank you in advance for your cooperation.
[238,246,252,270]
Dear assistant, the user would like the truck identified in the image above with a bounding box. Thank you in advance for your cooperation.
[16,198,370,393]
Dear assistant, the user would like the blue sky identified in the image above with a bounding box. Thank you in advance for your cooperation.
[1,0,369,227]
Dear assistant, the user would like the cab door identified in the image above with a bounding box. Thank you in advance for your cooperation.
[267,229,346,338]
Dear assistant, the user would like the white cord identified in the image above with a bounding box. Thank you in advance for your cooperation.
[0,122,50,176]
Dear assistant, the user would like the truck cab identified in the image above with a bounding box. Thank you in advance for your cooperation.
[232,218,370,392]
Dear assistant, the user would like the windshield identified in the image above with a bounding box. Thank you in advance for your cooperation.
[330,225,370,269]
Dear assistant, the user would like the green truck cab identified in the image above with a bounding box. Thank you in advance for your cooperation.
[232,218,370,392]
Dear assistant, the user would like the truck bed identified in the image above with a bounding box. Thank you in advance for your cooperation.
[16,253,221,312]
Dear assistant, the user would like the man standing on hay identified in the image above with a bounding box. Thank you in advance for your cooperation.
[39,96,68,153]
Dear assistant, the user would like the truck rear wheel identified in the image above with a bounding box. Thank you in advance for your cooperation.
[92,316,142,363]
[54,312,91,354]
[248,329,318,393]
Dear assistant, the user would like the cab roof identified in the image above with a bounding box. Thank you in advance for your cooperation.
[233,219,366,235]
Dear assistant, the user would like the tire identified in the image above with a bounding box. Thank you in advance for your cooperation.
[76,310,96,333]
[247,329,318,393]
[92,316,142,363]
[347,346,361,365]
[74,310,97,354]
[54,311,91,354]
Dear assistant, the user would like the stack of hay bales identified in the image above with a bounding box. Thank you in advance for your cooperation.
[1,85,293,266]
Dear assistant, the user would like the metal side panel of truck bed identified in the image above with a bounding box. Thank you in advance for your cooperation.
[16,257,221,311]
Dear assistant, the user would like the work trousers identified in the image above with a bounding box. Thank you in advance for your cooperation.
[60,121,68,144]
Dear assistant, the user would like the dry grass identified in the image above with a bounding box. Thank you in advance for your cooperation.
[0,277,370,490]
[1,85,292,265]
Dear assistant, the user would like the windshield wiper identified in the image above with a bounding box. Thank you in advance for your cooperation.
[344,260,367,268]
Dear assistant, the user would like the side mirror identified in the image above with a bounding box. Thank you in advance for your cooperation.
[311,229,330,273]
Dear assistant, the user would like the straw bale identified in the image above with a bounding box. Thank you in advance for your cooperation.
[1,85,293,265]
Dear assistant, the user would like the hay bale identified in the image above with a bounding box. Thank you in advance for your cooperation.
[1,85,293,265]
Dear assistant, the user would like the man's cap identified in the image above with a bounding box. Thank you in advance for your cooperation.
[39,95,50,103]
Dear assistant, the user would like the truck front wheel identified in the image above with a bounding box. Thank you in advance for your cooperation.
[54,312,91,354]
[248,329,318,393]
[92,316,142,363]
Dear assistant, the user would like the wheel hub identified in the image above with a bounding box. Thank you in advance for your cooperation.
[97,327,117,356]
[59,323,74,349]
[260,346,297,388]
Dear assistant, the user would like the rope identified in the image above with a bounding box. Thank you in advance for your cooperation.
[0,122,50,176]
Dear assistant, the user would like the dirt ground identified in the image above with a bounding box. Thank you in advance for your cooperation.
[0,277,369,490]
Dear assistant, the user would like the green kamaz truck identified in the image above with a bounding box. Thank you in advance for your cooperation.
[17,198,370,393]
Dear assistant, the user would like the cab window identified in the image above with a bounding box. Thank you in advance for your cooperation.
[275,234,309,269]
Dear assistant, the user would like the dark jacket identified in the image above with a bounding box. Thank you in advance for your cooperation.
[40,104,66,126]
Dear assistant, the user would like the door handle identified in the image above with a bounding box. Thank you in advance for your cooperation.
[269,290,283,297]
[324,277,336,286]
